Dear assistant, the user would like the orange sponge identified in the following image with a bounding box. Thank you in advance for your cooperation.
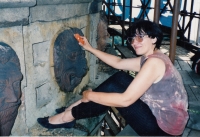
[74,34,84,45]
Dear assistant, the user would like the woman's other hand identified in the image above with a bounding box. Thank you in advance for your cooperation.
[81,88,92,103]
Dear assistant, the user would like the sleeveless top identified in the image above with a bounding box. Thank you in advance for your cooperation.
[140,51,189,135]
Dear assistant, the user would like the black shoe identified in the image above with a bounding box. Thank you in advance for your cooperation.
[55,107,66,114]
[37,117,75,129]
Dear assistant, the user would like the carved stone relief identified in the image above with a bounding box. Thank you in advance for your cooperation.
[53,28,87,92]
[0,42,23,136]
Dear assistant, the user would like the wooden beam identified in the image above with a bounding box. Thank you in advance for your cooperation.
[169,0,181,63]
[154,0,160,24]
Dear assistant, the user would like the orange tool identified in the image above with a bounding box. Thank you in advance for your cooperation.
[74,34,85,45]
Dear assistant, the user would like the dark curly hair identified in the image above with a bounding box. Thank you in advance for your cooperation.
[128,20,163,49]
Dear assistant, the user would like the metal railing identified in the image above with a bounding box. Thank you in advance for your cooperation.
[102,0,200,53]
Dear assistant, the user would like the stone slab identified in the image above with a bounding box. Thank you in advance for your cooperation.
[36,82,52,108]
[30,4,89,22]
[0,0,36,8]
[0,7,29,28]
[37,0,93,5]
[186,102,200,131]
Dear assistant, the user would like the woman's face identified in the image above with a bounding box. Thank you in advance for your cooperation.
[130,30,156,56]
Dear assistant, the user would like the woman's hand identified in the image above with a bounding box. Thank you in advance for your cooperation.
[81,88,93,103]
[77,36,93,51]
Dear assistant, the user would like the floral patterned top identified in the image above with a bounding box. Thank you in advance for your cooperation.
[140,51,189,135]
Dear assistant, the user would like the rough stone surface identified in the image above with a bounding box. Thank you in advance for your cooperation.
[0,8,29,28]
[87,13,100,82]
[29,4,89,23]
[0,0,36,8]
[37,0,93,5]
[36,82,52,108]
[33,41,50,66]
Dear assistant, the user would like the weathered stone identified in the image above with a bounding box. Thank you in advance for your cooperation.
[0,8,29,28]
[30,4,89,22]
[0,0,36,8]
[87,13,100,82]
[36,82,52,108]
[37,0,93,5]
[33,41,51,86]
[33,41,50,66]
[89,0,102,14]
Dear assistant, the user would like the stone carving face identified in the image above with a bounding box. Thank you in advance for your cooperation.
[0,42,23,136]
[54,28,87,92]
[0,42,22,108]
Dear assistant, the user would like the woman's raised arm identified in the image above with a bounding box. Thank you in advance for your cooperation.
[78,36,141,72]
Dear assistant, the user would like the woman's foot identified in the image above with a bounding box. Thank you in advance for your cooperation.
[37,117,75,129]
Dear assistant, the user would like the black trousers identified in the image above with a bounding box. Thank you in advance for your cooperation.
[72,71,171,136]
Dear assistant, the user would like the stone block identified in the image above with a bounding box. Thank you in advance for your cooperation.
[0,0,36,8]
[36,82,52,108]
[0,8,29,28]
[37,0,93,5]
[33,41,50,66]
[33,41,51,85]
[30,4,89,22]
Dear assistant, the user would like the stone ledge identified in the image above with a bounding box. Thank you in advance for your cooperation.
[30,4,89,23]
[37,0,93,5]
[0,0,36,8]
[0,7,29,28]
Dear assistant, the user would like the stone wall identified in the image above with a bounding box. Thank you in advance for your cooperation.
[0,0,102,135]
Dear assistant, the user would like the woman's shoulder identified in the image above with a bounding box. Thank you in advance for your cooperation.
[141,50,168,66]
[148,50,166,57]
[148,50,170,63]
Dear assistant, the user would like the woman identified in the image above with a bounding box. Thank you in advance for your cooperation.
[38,20,189,136]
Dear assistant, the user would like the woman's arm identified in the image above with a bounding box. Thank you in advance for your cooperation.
[78,36,141,72]
[82,57,166,107]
